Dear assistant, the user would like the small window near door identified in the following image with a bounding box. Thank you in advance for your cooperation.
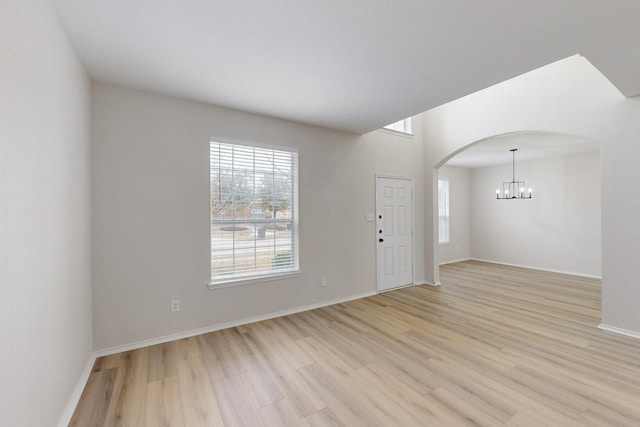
[438,180,450,244]
[383,117,412,135]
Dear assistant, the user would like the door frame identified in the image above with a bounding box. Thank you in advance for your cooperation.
[375,174,415,293]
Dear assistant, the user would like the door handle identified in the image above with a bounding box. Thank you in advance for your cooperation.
[379,238,384,243]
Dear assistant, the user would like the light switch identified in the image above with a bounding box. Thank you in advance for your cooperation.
[366,213,374,221]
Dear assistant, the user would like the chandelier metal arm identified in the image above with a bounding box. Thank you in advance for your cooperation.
[496,149,532,200]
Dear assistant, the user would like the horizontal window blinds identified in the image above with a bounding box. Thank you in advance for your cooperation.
[438,180,449,244]
[210,141,298,281]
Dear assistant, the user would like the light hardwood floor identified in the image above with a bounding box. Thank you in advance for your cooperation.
[70,261,640,426]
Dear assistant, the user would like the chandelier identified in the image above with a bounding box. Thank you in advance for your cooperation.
[496,149,532,199]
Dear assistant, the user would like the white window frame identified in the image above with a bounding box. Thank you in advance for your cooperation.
[383,117,412,135]
[209,140,299,288]
[438,179,450,244]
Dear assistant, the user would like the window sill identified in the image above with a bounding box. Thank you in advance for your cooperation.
[378,128,414,138]
[207,270,301,290]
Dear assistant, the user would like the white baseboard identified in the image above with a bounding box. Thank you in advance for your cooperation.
[417,281,441,286]
[439,257,472,266]
[95,290,377,357]
[598,323,640,340]
[61,273,616,426]
[58,351,97,427]
[469,258,602,279]
[61,291,377,424]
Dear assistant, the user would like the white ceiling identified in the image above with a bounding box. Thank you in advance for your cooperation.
[53,0,640,134]
[444,132,600,169]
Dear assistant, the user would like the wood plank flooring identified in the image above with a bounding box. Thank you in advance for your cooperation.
[70,261,640,426]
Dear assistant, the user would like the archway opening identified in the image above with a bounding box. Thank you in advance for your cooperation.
[433,130,601,282]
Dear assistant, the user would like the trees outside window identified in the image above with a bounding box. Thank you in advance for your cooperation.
[210,141,299,282]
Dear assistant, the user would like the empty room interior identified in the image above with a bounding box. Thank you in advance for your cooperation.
[5,1,640,426]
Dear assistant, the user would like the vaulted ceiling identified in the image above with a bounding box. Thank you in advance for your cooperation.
[53,1,640,134]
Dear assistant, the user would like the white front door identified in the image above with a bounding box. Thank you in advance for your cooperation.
[376,176,413,292]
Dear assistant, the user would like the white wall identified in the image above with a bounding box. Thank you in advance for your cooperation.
[91,82,425,350]
[0,1,92,425]
[437,165,470,264]
[470,152,601,277]
[421,54,640,334]
[600,97,640,333]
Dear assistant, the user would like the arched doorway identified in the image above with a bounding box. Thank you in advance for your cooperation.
[431,131,601,283]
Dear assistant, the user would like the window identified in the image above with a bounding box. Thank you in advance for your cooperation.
[438,180,449,244]
[210,141,299,284]
[383,117,412,134]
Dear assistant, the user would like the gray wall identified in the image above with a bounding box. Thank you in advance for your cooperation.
[91,82,426,350]
[0,1,92,425]
[470,151,601,277]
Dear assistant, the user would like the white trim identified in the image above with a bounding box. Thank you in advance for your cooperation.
[375,173,415,181]
[470,258,602,279]
[377,128,414,138]
[209,139,299,284]
[208,271,301,290]
[598,323,640,340]
[416,280,442,286]
[377,283,414,293]
[375,175,415,293]
[57,352,97,427]
[60,290,377,423]
[439,257,473,265]
[413,279,440,286]
[95,290,376,357]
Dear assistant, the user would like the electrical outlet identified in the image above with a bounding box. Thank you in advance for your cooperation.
[171,299,180,312]
[321,277,327,287]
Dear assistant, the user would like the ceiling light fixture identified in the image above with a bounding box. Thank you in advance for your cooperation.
[496,149,532,199]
